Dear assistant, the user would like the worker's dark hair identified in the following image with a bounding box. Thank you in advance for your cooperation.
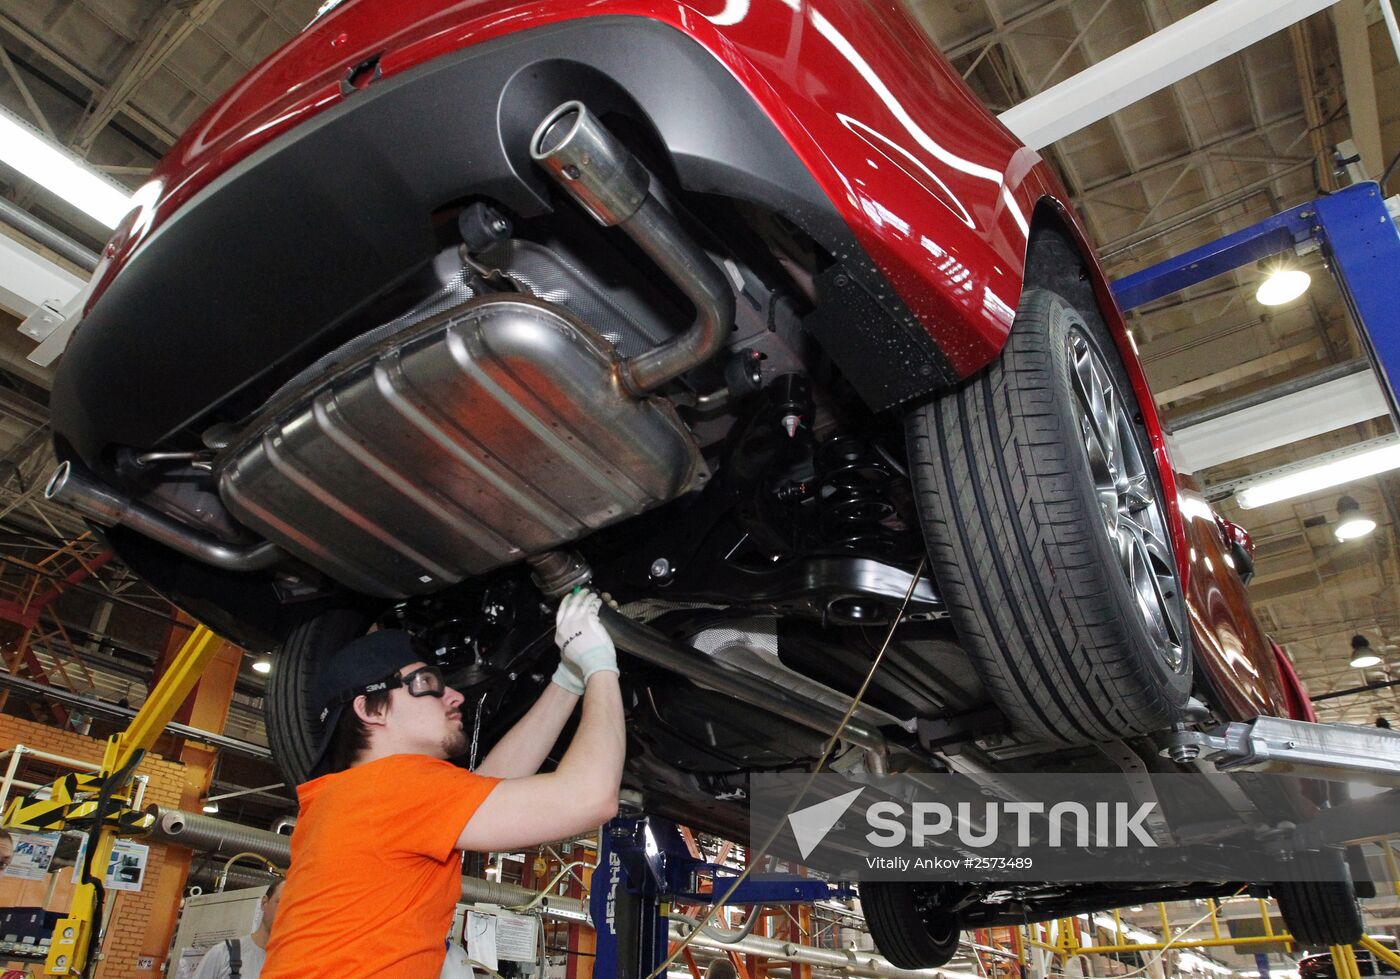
[324,688,391,774]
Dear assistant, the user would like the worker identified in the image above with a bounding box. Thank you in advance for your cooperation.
[261,588,625,978]
[190,878,284,979]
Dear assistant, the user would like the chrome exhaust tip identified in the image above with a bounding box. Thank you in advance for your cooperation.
[531,100,734,395]
[46,459,128,525]
[530,100,649,227]
[43,460,68,500]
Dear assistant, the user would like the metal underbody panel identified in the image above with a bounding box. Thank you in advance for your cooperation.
[218,296,708,597]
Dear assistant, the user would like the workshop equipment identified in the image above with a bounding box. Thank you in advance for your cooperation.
[1112,180,1400,428]
[591,815,854,979]
[2,625,226,976]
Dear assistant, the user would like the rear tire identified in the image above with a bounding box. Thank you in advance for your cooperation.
[905,288,1191,743]
[862,882,962,970]
[1272,850,1365,948]
[265,608,372,785]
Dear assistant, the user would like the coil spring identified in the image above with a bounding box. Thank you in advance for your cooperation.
[816,435,899,553]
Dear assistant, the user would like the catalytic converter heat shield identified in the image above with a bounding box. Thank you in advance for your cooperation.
[217,296,707,598]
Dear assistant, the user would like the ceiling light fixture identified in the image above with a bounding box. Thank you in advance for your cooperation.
[252,654,272,675]
[201,797,220,814]
[1349,634,1382,669]
[1234,439,1400,509]
[1334,495,1377,541]
[0,106,132,228]
[1255,258,1311,307]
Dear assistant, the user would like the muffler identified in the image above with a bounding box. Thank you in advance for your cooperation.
[531,101,735,396]
[58,105,734,596]
[217,298,709,599]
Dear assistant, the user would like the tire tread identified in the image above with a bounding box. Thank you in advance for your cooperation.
[905,289,1188,743]
[265,608,371,785]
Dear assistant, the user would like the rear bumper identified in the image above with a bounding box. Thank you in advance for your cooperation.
[52,17,873,465]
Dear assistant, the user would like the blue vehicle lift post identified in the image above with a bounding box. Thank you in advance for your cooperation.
[590,816,853,979]
[1110,181,1400,428]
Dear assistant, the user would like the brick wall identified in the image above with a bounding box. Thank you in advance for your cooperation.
[0,711,194,977]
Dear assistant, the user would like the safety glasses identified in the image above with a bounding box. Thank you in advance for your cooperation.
[352,664,447,701]
[391,664,447,698]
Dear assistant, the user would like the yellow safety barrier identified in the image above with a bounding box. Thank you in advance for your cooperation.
[1015,831,1400,973]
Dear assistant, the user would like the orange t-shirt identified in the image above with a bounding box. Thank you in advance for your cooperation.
[261,754,499,978]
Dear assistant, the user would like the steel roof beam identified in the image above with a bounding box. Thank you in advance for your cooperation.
[940,0,1079,61]
[0,15,178,147]
[1077,113,1307,200]
[999,0,1344,150]
[1332,0,1385,177]
[1172,370,1390,472]
[69,0,228,155]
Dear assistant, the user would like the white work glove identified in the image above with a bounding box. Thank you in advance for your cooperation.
[550,588,618,696]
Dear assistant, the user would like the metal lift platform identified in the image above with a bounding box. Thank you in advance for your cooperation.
[1170,714,1400,786]
[2,625,228,976]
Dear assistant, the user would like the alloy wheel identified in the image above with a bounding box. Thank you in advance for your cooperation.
[1067,329,1185,673]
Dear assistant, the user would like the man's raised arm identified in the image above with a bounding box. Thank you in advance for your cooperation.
[457,590,626,849]
[472,681,578,779]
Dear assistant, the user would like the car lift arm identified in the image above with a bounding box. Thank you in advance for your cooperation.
[1112,181,1400,429]
[1169,715,1400,786]
[2,624,225,976]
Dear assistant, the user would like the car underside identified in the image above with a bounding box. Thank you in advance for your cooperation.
[42,0,1350,965]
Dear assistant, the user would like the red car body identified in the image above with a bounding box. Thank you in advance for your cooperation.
[54,0,1300,720]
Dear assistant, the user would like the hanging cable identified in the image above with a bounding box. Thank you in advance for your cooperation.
[671,905,770,943]
[647,557,926,979]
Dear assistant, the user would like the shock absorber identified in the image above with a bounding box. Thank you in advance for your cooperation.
[816,435,899,553]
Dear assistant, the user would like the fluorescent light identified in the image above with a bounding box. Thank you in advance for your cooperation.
[0,106,132,228]
[1235,441,1400,508]
[1256,268,1311,306]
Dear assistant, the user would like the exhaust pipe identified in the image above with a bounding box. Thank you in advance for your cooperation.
[600,606,890,774]
[531,101,734,396]
[47,461,283,572]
